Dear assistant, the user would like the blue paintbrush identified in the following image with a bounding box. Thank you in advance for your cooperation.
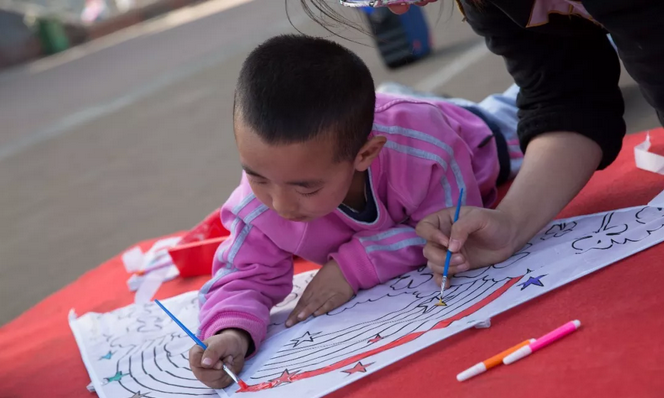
[154,299,247,388]
[437,188,464,306]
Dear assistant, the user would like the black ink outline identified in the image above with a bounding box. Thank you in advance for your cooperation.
[572,208,664,253]
[540,221,578,240]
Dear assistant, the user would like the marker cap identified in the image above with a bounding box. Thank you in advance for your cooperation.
[503,345,532,365]
[456,363,487,382]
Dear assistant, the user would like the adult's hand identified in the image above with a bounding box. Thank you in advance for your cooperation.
[418,132,603,279]
[417,206,519,286]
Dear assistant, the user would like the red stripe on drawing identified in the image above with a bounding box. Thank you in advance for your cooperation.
[238,278,519,392]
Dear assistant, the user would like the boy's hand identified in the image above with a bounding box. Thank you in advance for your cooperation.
[286,260,354,327]
[189,329,250,389]
[416,206,519,286]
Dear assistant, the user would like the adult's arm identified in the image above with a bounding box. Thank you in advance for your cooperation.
[460,0,625,246]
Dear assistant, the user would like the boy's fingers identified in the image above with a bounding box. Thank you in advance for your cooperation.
[210,355,232,371]
[206,378,233,390]
[192,366,229,384]
[227,356,245,377]
[189,345,205,367]
[285,276,323,327]
[193,354,243,387]
[203,374,233,389]
[313,296,341,317]
[286,300,308,327]
[286,295,321,327]
[298,298,324,321]
[201,342,227,368]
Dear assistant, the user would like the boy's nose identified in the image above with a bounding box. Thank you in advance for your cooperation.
[272,196,300,220]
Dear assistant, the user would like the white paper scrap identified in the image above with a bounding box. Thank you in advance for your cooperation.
[634,132,664,175]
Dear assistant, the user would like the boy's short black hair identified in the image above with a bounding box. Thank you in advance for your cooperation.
[234,34,376,161]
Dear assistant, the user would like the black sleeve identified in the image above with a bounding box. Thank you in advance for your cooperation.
[583,0,664,128]
[458,0,626,169]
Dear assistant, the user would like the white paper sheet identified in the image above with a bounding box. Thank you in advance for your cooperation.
[649,188,664,208]
[71,206,664,398]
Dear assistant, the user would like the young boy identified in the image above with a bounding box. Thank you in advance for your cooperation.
[189,34,519,388]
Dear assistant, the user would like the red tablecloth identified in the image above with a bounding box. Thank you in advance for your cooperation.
[1,131,664,398]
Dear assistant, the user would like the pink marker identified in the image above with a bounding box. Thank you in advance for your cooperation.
[503,320,581,365]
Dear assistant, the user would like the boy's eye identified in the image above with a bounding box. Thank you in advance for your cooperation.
[299,189,322,197]
[250,178,268,185]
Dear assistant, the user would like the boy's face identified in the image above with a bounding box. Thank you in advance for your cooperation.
[235,118,383,222]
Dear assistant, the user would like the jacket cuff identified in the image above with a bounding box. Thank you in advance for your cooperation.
[330,239,379,293]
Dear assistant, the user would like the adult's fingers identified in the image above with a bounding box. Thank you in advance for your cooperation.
[432,273,451,288]
[447,214,486,252]
[422,241,467,267]
[416,216,450,247]
[447,262,470,275]
[426,252,467,273]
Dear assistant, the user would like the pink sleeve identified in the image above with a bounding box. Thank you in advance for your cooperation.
[197,196,293,352]
[374,96,499,210]
[331,98,498,291]
[329,226,426,292]
[329,159,455,291]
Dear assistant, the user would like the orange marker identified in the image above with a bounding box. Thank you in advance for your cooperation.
[456,339,535,382]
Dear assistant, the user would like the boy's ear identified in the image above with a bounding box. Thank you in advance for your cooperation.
[354,136,387,172]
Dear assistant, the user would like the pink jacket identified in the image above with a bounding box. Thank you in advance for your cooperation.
[198,93,499,349]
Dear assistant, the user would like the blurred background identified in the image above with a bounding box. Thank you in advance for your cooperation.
[0,0,659,326]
